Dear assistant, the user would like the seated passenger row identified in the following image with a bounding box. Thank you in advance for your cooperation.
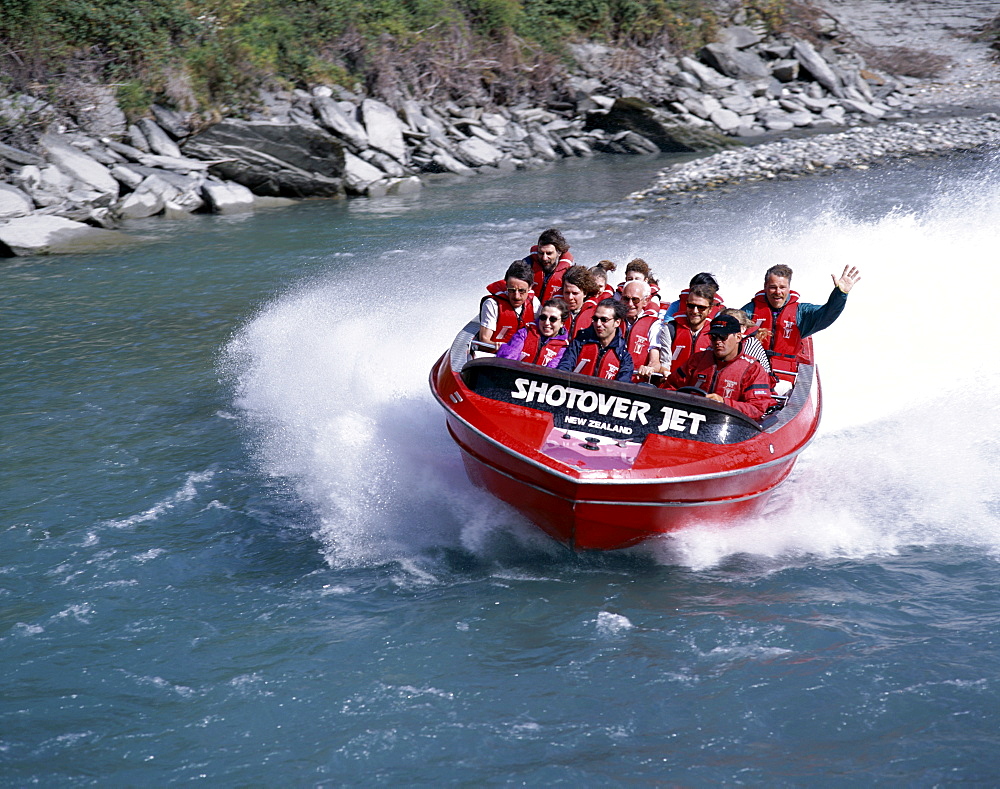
[478,228,861,419]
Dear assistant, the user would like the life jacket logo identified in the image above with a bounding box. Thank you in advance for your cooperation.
[781,320,795,339]
[604,364,619,379]
[672,345,686,361]
[633,335,648,354]
[722,378,738,399]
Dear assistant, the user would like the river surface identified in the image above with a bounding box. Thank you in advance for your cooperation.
[3,150,1000,785]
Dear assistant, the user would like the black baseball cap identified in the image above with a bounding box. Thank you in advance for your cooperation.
[708,314,741,337]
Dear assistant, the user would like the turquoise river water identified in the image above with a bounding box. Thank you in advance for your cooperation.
[3,149,1000,785]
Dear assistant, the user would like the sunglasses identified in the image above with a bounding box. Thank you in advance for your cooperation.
[687,303,711,312]
[506,287,530,296]
[593,315,616,324]
[538,314,561,323]
[622,296,643,304]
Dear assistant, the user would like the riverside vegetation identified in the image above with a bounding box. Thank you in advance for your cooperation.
[1,0,999,255]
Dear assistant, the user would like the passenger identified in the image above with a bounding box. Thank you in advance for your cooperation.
[484,228,573,303]
[653,283,717,375]
[616,258,661,305]
[741,264,861,390]
[589,260,617,302]
[560,265,601,339]
[479,260,540,347]
[660,272,724,321]
[721,307,772,378]
[496,299,570,368]
[524,228,573,302]
[557,298,634,382]
[620,280,661,379]
[663,314,776,420]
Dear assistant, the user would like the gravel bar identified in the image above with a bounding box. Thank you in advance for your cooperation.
[629,113,1000,201]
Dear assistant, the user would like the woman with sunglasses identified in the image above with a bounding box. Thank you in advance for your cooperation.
[496,299,571,368]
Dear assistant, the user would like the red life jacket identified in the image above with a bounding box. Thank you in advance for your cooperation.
[485,246,573,303]
[567,299,597,339]
[750,291,812,385]
[668,346,775,420]
[482,293,535,345]
[624,308,659,369]
[662,287,725,319]
[519,325,569,367]
[572,337,627,380]
[666,315,713,373]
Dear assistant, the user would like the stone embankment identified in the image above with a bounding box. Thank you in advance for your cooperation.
[0,17,987,255]
[629,113,1000,200]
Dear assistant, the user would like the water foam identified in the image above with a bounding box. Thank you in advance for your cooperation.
[225,154,1000,569]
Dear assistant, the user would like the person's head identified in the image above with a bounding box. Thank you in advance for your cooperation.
[621,280,651,321]
[537,298,569,338]
[590,260,617,290]
[625,258,650,282]
[689,272,719,291]
[722,307,754,335]
[536,228,569,271]
[504,260,534,309]
[708,314,743,361]
[764,264,793,309]
[685,283,716,330]
[561,265,598,311]
[592,298,626,345]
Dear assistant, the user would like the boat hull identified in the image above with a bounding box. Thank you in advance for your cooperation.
[430,323,820,550]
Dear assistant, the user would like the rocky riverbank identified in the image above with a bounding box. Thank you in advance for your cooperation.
[2,5,998,255]
[628,113,1000,201]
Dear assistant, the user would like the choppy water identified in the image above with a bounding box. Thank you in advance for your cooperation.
[3,151,1000,785]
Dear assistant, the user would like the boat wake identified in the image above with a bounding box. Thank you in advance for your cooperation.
[224,154,1000,570]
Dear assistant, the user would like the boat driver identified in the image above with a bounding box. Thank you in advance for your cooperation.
[557,298,634,382]
[663,313,775,420]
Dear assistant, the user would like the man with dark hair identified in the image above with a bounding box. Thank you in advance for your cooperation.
[524,227,573,302]
[479,260,540,346]
[557,298,634,382]
[663,314,775,420]
[661,272,724,321]
[654,283,718,375]
[742,264,860,390]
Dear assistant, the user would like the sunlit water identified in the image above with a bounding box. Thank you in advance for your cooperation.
[3,151,999,784]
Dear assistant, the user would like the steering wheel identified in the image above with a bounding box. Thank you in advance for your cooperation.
[676,386,708,397]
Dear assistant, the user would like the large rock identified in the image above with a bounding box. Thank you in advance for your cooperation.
[585,98,737,153]
[361,99,408,163]
[313,97,369,150]
[0,215,133,256]
[0,184,34,219]
[137,119,182,158]
[73,85,127,137]
[456,137,503,167]
[201,181,256,214]
[0,141,44,167]
[38,134,120,205]
[679,57,736,90]
[343,152,387,193]
[716,26,763,49]
[700,43,770,81]
[793,40,843,96]
[184,120,346,197]
[15,164,75,208]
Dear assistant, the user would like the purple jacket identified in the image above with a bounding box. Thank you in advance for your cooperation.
[496,326,568,368]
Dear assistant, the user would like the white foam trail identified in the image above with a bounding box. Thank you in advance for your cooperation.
[225,155,1000,567]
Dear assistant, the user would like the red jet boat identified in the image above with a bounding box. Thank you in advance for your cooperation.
[430,320,821,550]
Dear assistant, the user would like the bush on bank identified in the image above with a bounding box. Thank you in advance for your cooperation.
[0,0,778,116]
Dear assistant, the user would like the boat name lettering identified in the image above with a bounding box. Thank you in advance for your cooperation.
[511,378,651,424]
[657,406,707,436]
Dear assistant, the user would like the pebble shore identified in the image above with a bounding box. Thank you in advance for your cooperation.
[629,112,1000,202]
